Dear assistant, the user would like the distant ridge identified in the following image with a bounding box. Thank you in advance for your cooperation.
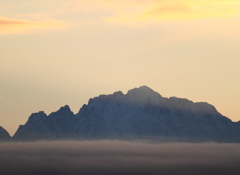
[9,86,240,142]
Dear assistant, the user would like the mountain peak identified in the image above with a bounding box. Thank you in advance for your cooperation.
[29,111,47,118]
[132,85,154,92]
[59,105,71,111]
[127,86,159,94]
[126,86,162,104]
[27,111,47,125]
[113,91,124,97]
[49,105,74,117]
[11,86,240,142]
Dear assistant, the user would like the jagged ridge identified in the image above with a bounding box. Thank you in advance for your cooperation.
[11,86,240,142]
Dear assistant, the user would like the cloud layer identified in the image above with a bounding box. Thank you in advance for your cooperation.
[0,141,240,175]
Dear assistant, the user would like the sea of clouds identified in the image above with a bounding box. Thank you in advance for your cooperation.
[0,140,240,175]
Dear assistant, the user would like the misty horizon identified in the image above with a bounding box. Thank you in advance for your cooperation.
[0,140,240,175]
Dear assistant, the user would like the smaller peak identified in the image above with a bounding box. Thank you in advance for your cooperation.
[30,111,47,117]
[38,111,46,115]
[27,111,47,124]
[113,91,124,97]
[56,105,73,114]
[48,105,74,118]
[60,105,71,110]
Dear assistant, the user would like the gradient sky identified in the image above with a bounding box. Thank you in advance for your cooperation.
[1,0,240,136]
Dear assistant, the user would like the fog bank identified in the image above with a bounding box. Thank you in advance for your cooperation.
[0,141,240,175]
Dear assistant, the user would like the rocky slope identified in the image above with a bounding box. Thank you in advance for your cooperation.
[13,86,240,142]
[0,126,11,141]
[13,105,74,141]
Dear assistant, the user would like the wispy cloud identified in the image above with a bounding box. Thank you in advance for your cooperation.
[2,0,239,31]
[106,0,240,25]
[139,0,240,21]
[0,17,68,35]
[70,0,240,25]
[0,19,29,25]
[0,1,73,35]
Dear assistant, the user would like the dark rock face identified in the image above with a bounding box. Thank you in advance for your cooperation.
[0,126,11,141]
[13,105,74,141]
[13,86,240,142]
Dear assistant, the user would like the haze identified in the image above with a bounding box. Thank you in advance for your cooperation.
[0,141,240,175]
[0,0,240,135]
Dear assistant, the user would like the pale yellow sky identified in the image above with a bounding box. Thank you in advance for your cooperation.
[1,0,240,135]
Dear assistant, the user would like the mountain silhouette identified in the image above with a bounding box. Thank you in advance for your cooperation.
[0,126,11,141]
[11,86,240,142]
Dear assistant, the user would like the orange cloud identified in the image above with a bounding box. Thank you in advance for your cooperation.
[0,17,68,35]
[81,0,240,24]
[0,19,29,25]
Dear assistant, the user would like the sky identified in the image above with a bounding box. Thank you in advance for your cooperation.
[1,0,240,136]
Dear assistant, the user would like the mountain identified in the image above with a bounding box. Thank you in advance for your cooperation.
[13,86,240,142]
[13,105,74,141]
[0,126,11,141]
